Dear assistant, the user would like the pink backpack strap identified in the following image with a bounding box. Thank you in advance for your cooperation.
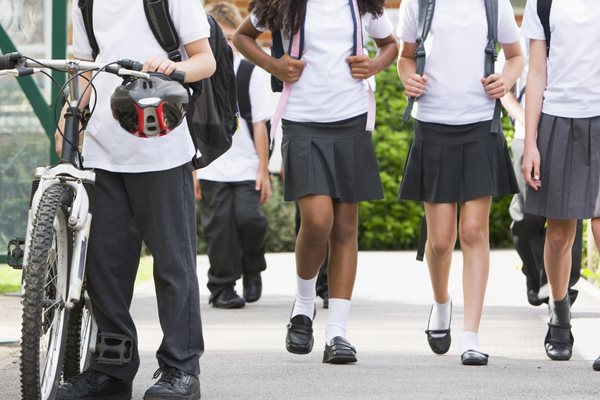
[350,0,376,132]
[270,30,301,140]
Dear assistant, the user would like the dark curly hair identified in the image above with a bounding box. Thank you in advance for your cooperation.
[249,0,386,35]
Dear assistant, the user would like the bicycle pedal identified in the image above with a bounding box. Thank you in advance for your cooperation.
[96,332,133,365]
[7,238,25,269]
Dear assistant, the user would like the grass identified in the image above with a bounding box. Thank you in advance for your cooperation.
[0,255,154,294]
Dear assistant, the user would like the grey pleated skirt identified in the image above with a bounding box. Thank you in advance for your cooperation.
[524,113,600,219]
[399,120,518,203]
[281,113,383,202]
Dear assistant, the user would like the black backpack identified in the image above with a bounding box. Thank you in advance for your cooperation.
[235,59,274,159]
[403,0,502,134]
[78,0,238,169]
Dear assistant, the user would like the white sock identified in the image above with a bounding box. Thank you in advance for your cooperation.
[460,331,480,354]
[325,298,352,344]
[428,297,452,338]
[291,274,318,319]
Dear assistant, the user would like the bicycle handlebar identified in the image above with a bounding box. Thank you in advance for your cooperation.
[0,52,186,82]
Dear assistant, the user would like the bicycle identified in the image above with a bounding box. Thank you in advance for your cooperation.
[1,52,185,400]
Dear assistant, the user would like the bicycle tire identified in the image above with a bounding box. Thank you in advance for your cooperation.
[63,290,96,379]
[21,185,71,400]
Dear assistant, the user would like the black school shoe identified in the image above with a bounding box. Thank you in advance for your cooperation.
[544,323,574,361]
[56,369,132,400]
[144,367,200,400]
[593,356,600,371]
[286,314,314,354]
[323,336,357,364]
[209,287,245,309]
[425,302,452,355]
[243,272,262,303]
[461,350,489,366]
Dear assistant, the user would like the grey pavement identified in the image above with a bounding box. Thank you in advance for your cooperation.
[2,250,600,399]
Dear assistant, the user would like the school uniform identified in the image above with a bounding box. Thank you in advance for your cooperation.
[251,0,393,202]
[521,0,600,220]
[196,56,271,299]
[397,0,520,203]
[71,0,208,381]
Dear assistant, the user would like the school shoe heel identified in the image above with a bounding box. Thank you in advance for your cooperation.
[544,323,574,361]
[425,303,452,355]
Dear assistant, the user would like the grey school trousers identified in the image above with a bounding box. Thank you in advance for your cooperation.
[198,180,268,297]
[86,163,203,381]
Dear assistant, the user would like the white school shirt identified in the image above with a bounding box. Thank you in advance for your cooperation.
[521,0,600,119]
[197,57,273,182]
[251,0,393,123]
[72,0,210,173]
[397,0,520,125]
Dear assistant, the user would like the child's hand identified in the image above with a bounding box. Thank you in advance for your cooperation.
[346,54,376,79]
[272,53,305,83]
[481,74,508,99]
[404,73,428,98]
[143,57,178,76]
[522,143,542,191]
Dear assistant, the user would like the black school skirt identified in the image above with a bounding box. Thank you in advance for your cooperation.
[281,113,383,202]
[399,120,518,203]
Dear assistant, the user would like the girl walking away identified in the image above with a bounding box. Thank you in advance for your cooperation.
[234,0,397,364]
[397,0,523,365]
[521,0,600,367]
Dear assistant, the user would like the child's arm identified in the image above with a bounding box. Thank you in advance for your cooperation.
[481,41,524,99]
[143,38,216,83]
[522,39,547,191]
[346,35,398,79]
[253,120,272,204]
[233,17,305,83]
[397,41,427,98]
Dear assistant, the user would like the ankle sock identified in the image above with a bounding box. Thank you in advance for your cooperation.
[460,331,480,354]
[549,294,571,326]
[291,274,318,319]
[325,298,351,344]
[428,297,452,338]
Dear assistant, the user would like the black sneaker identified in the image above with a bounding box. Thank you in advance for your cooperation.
[209,287,245,309]
[144,367,200,400]
[57,369,132,400]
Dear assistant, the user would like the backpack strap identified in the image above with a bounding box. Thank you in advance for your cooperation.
[236,59,256,138]
[537,0,552,56]
[349,0,376,132]
[143,0,182,62]
[484,0,502,134]
[78,0,100,60]
[402,0,435,123]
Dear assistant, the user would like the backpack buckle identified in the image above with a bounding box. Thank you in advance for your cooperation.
[167,50,182,62]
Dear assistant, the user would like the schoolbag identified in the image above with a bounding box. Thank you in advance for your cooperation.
[235,59,274,159]
[78,0,238,169]
[537,0,552,56]
[402,0,502,134]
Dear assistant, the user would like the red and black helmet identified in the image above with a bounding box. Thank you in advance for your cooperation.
[110,73,189,138]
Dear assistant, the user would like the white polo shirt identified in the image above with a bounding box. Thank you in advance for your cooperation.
[72,0,210,173]
[397,0,520,125]
[521,0,600,118]
[252,0,393,123]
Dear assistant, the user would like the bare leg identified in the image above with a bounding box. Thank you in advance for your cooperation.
[327,201,359,300]
[458,196,492,334]
[296,195,334,279]
[424,202,457,304]
[545,218,577,301]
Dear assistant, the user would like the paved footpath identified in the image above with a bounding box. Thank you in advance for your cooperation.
[2,250,600,399]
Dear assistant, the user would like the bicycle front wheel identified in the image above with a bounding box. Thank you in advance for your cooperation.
[21,185,71,400]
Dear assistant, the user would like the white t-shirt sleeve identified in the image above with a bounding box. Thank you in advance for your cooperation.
[71,1,94,60]
[364,11,393,39]
[170,0,210,45]
[396,0,418,43]
[520,0,546,40]
[498,0,520,44]
[250,13,268,33]
[249,66,273,123]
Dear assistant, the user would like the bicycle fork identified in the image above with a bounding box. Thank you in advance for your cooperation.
[23,164,96,309]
